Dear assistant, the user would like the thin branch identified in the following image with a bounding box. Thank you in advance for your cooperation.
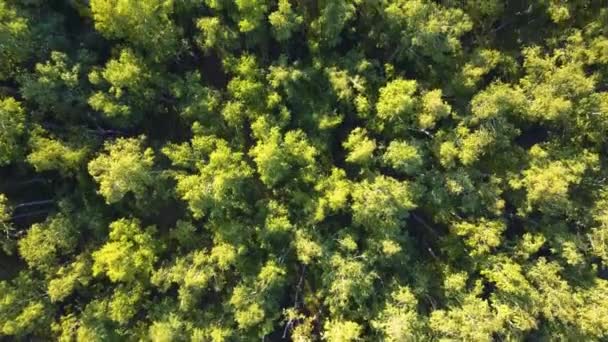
[13,200,54,210]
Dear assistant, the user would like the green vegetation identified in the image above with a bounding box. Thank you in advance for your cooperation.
[1,0,608,340]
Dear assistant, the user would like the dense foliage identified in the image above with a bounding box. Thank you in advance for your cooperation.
[1,0,608,340]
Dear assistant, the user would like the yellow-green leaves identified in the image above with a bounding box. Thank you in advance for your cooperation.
[351,176,417,232]
[314,168,351,222]
[343,127,376,165]
[27,129,88,175]
[372,286,423,341]
[451,218,506,256]
[90,0,180,60]
[233,0,269,33]
[511,145,598,214]
[92,218,157,283]
[376,79,450,132]
[173,137,253,219]
[250,128,317,187]
[323,320,362,342]
[89,49,154,125]
[471,82,526,122]
[19,215,77,272]
[88,136,156,204]
[0,1,31,80]
[383,140,423,175]
[269,0,302,41]
[376,78,418,126]
[419,89,451,129]
[384,0,472,64]
[0,97,25,165]
[430,295,503,341]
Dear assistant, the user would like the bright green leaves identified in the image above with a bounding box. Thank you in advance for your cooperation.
[233,0,269,33]
[372,286,424,341]
[453,49,504,93]
[520,46,596,122]
[0,0,32,80]
[351,176,417,233]
[383,0,472,65]
[88,49,154,125]
[268,0,302,41]
[510,145,598,214]
[47,254,92,302]
[419,89,451,129]
[18,215,78,272]
[429,295,503,341]
[383,140,423,175]
[170,71,220,123]
[27,128,88,175]
[262,200,293,243]
[0,97,26,165]
[451,218,506,256]
[456,126,496,166]
[376,78,418,127]
[376,79,450,132]
[153,244,237,311]
[577,280,608,338]
[167,135,253,219]
[470,82,526,122]
[90,0,180,60]
[0,272,50,336]
[19,51,83,117]
[323,320,362,342]
[3,1,608,340]
[309,0,357,49]
[0,194,12,248]
[226,54,265,106]
[314,168,351,222]
[88,137,156,204]
[590,190,608,264]
[343,127,376,165]
[230,260,286,335]
[92,218,157,283]
[196,16,238,53]
[250,127,317,187]
[323,254,376,316]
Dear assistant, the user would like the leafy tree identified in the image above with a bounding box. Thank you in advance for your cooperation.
[429,295,503,341]
[2,1,608,340]
[323,319,362,342]
[249,127,318,187]
[88,49,156,125]
[0,0,32,80]
[166,135,253,219]
[343,127,376,165]
[269,0,302,41]
[372,286,425,341]
[19,51,85,118]
[27,128,88,175]
[18,214,78,272]
[381,0,472,66]
[0,272,51,336]
[351,175,417,233]
[0,97,26,165]
[376,78,418,129]
[383,140,424,175]
[92,218,157,283]
[88,136,156,204]
[90,0,181,60]
[47,254,92,302]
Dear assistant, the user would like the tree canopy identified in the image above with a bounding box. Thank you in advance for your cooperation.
[1,0,608,340]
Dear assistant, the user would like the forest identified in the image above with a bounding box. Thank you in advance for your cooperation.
[1,0,608,340]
